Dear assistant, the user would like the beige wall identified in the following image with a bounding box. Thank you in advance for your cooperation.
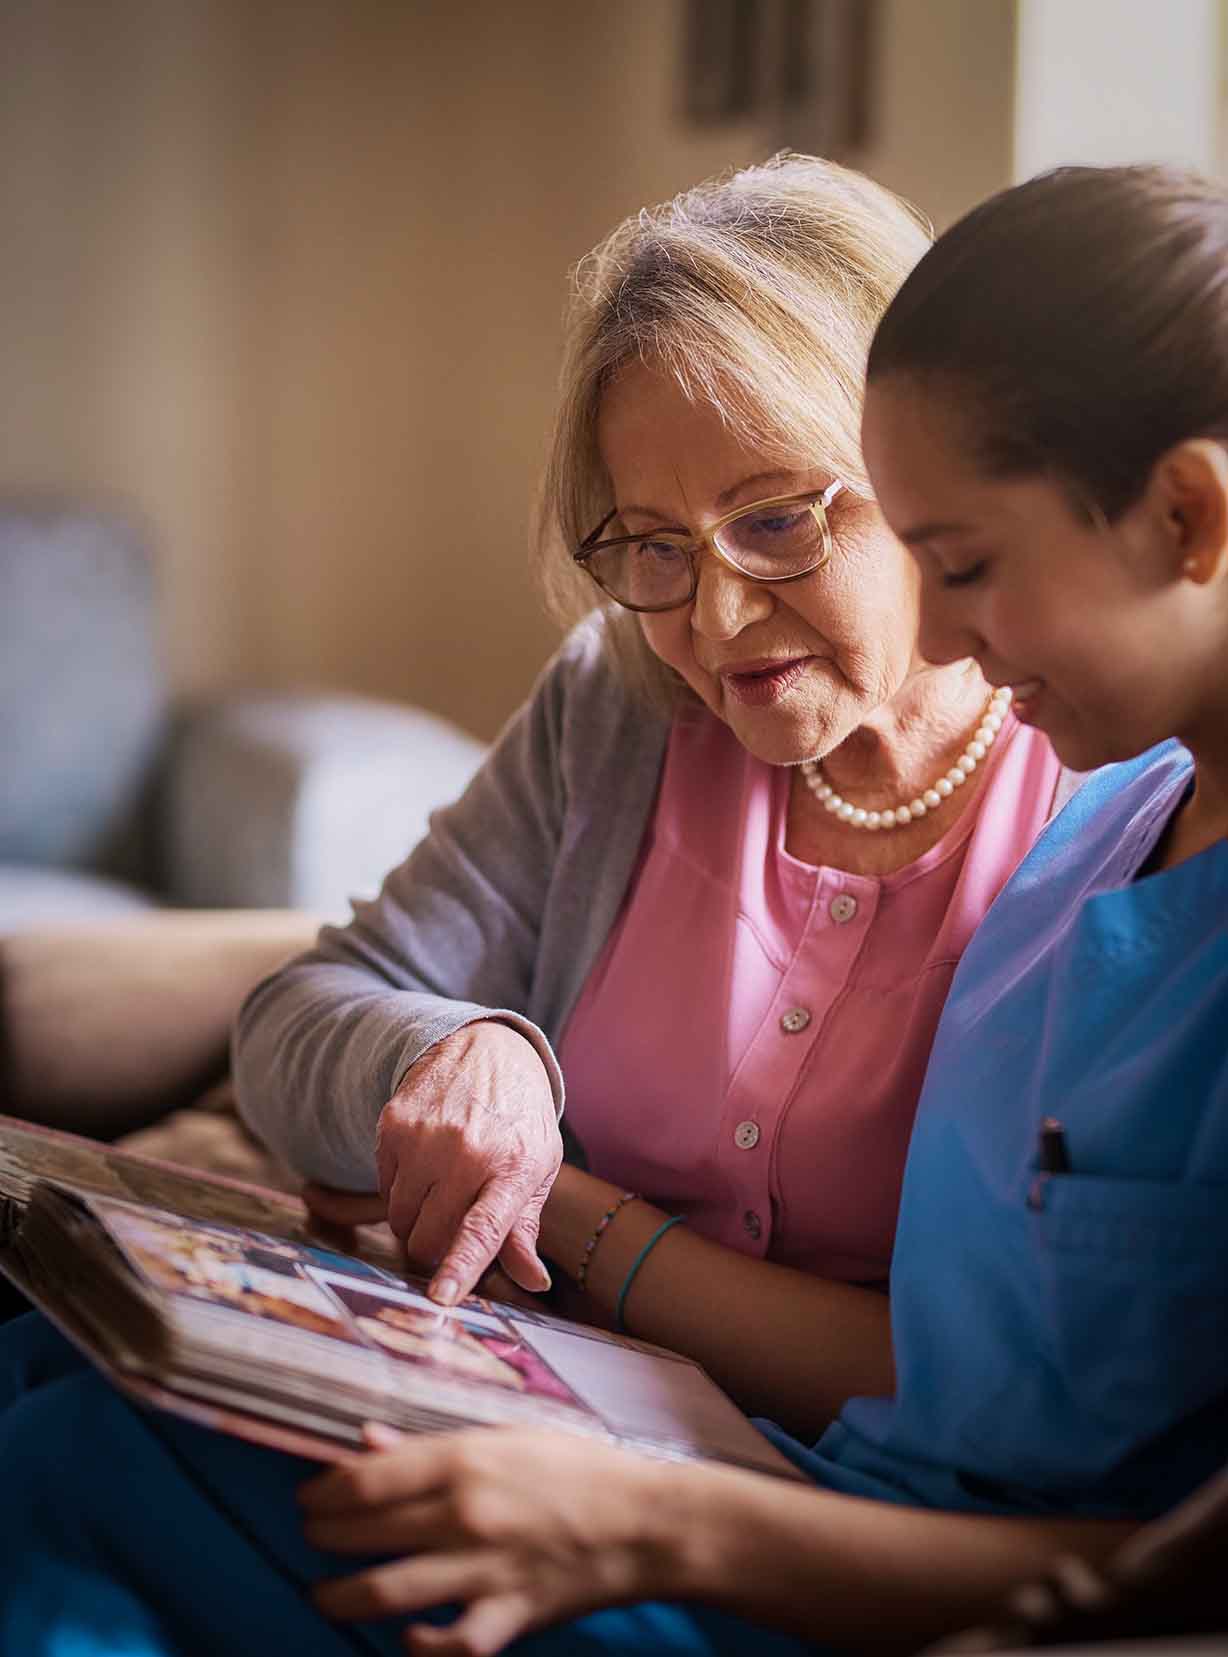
[2,1,1019,739]
[2,0,249,686]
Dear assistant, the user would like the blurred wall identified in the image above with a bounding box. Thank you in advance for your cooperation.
[0,1,1027,739]
[2,0,248,690]
[848,0,1015,234]
[1015,0,1220,177]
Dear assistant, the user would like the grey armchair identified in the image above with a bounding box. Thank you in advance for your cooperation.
[0,502,488,927]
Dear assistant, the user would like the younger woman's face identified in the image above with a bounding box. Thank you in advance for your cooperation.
[861,377,1220,773]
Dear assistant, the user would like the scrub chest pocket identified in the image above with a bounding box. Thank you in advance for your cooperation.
[1029,1171,1228,1445]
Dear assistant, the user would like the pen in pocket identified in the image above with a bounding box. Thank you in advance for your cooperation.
[1037,1116,1071,1174]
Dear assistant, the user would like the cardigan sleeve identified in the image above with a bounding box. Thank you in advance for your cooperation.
[231,622,629,1189]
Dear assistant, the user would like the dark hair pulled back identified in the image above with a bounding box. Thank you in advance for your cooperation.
[867,164,1228,520]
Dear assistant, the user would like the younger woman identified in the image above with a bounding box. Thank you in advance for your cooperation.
[2,162,1227,1657]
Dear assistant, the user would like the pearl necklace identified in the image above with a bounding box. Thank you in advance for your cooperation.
[800,687,1012,831]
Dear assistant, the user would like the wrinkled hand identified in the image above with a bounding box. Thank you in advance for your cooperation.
[301,1185,551,1315]
[308,1021,561,1305]
[301,1426,681,1655]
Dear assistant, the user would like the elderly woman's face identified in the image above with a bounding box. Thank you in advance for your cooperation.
[596,359,922,764]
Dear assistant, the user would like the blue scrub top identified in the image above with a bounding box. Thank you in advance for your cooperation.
[789,741,1228,1519]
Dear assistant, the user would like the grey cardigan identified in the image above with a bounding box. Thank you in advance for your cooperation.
[234,618,1085,1190]
[234,621,670,1188]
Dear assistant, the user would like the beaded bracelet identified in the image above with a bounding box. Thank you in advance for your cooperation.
[615,1214,684,1332]
[575,1190,639,1290]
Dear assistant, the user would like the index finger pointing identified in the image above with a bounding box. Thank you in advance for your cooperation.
[427,1177,537,1305]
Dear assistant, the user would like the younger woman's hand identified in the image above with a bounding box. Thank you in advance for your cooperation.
[473,1266,549,1313]
[299,1426,689,1655]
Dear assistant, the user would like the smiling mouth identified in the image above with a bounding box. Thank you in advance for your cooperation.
[1006,678,1044,704]
[1000,677,1045,725]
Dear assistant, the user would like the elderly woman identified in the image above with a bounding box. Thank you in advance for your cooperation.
[234,155,1067,1436]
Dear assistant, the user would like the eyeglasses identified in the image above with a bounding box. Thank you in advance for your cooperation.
[573,481,845,613]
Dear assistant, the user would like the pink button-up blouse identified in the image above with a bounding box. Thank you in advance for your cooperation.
[558,708,1060,1282]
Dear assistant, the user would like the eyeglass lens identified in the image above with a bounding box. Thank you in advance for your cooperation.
[586,497,828,610]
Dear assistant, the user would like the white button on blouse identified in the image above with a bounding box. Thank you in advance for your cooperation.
[779,1006,811,1034]
[733,1120,761,1150]
[830,893,858,925]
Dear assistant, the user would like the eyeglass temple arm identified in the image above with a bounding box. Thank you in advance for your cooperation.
[578,508,619,555]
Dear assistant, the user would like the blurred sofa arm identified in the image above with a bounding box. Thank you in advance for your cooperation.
[0,910,322,1139]
[160,693,488,917]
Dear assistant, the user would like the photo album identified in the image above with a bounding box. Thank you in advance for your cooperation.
[0,1115,799,1478]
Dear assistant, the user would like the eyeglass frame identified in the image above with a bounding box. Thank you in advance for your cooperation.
[572,480,846,613]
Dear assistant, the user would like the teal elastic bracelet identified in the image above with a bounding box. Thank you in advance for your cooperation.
[615,1215,684,1333]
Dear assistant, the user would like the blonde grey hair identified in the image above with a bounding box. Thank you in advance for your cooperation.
[535,152,932,707]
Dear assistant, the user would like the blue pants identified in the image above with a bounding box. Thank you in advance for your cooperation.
[0,1313,825,1656]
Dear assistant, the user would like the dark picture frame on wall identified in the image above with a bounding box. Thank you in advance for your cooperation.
[682,0,877,156]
